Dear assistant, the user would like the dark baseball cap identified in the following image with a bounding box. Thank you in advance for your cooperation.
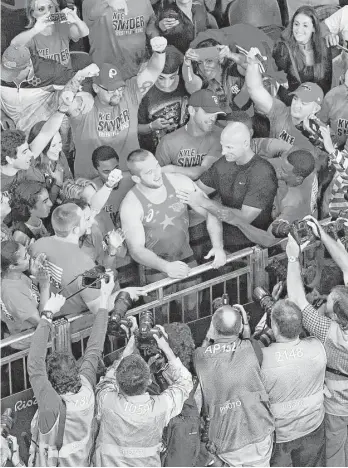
[290,82,324,104]
[93,63,126,91]
[188,89,225,114]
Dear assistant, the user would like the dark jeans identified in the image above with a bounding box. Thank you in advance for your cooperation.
[271,420,326,467]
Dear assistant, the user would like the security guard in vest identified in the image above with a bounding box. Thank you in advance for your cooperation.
[261,298,327,467]
[287,224,348,467]
[194,301,275,466]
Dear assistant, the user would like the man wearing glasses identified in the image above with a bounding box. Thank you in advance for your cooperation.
[70,36,168,180]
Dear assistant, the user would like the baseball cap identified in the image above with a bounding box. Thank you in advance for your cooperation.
[290,82,324,105]
[2,45,31,71]
[188,89,225,114]
[93,63,126,91]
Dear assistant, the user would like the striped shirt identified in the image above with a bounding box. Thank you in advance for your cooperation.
[328,147,348,217]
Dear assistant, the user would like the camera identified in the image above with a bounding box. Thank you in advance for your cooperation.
[253,287,275,327]
[136,310,162,360]
[265,258,288,283]
[212,293,230,312]
[271,219,291,238]
[1,409,14,439]
[323,218,348,243]
[290,220,317,246]
[81,266,111,289]
[49,12,67,22]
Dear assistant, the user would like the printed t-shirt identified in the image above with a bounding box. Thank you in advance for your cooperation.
[267,97,316,152]
[30,237,99,318]
[138,78,189,154]
[319,84,348,149]
[83,0,156,79]
[71,76,142,179]
[155,125,221,167]
[201,154,278,247]
[92,174,134,227]
[28,23,72,68]
[1,274,40,349]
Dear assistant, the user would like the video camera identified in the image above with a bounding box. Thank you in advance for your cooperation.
[1,409,14,439]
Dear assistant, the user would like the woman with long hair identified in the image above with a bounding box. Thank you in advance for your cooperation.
[1,240,50,351]
[273,5,332,105]
[11,181,53,246]
[26,121,72,204]
[10,0,88,69]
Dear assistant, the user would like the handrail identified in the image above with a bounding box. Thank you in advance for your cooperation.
[0,247,255,350]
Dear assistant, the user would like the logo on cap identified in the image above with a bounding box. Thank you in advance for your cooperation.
[109,68,118,79]
[212,95,219,105]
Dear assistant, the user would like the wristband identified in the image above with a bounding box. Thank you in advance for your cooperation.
[288,256,299,263]
[41,310,54,322]
[154,50,166,54]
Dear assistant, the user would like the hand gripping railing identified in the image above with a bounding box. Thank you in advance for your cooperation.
[0,246,256,350]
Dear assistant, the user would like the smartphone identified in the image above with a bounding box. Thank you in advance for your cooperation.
[49,12,67,23]
[194,46,219,61]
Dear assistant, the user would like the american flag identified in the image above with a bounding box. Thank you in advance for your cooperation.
[46,260,64,290]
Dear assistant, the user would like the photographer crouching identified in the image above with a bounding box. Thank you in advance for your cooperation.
[94,314,193,466]
[286,217,348,467]
[193,299,275,466]
[1,410,25,467]
[27,272,145,467]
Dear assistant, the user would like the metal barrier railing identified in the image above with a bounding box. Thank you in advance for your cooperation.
[2,246,268,398]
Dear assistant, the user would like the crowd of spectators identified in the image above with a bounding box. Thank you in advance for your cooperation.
[1,0,348,466]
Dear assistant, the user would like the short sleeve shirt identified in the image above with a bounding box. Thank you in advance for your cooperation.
[155,126,222,167]
[92,174,134,227]
[28,23,72,68]
[30,237,99,317]
[268,98,316,153]
[71,76,142,179]
[1,274,40,349]
[138,78,189,154]
[318,84,348,149]
[201,154,278,243]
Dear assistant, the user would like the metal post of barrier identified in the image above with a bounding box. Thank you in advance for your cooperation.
[250,246,269,292]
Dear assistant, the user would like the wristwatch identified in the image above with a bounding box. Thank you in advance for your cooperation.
[288,256,299,263]
[41,310,54,321]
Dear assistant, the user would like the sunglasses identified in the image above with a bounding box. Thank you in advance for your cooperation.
[98,84,125,94]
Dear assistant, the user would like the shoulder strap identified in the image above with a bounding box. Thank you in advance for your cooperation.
[250,338,263,366]
[56,398,67,466]
[282,41,302,84]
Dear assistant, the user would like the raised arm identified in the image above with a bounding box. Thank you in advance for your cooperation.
[305,216,348,286]
[28,294,66,432]
[182,49,203,95]
[11,14,54,47]
[79,275,114,387]
[136,37,167,97]
[245,48,273,115]
[286,234,331,343]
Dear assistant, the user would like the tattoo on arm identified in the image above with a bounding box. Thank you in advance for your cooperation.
[139,80,154,96]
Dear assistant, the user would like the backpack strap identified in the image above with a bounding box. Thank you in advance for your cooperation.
[56,399,67,467]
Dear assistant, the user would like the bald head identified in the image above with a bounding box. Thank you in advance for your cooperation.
[212,306,242,337]
[222,122,251,142]
[221,122,252,163]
